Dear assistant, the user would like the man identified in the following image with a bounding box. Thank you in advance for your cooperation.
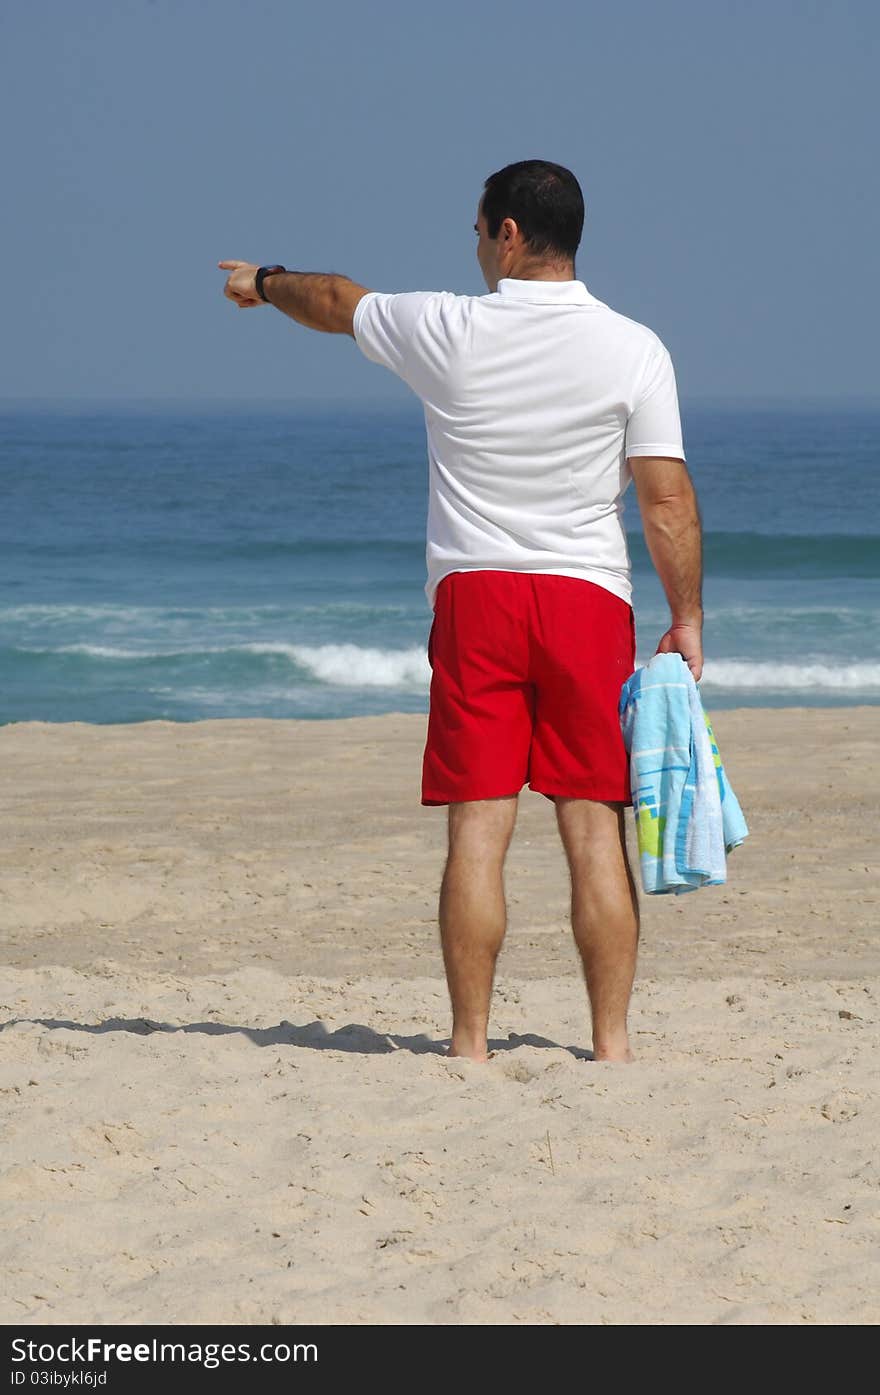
[219,159,703,1065]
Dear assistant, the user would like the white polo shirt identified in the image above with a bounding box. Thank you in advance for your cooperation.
[352,276,686,612]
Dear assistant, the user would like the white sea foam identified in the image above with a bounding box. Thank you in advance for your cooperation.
[53,644,159,659]
[37,641,430,687]
[284,644,430,687]
[11,639,880,694]
[30,642,304,661]
[232,648,880,693]
[0,606,159,626]
[699,660,880,691]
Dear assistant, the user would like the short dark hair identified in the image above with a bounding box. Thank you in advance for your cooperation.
[480,160,584,262]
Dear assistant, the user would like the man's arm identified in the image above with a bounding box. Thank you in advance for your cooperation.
[218,260,371,336]
[629,455,704,681]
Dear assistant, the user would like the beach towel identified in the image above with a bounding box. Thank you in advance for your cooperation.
[618,652,749,894]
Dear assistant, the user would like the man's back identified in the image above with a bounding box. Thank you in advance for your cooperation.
[353,276,686,611]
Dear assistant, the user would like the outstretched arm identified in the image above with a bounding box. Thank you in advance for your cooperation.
[629,454,704,681]
[218,260,371,336]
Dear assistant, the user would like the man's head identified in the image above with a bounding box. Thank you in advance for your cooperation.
[475,160,585,291]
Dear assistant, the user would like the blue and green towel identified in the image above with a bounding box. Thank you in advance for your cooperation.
[619,653,749,894]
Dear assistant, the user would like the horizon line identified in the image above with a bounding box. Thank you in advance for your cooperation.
[1,394,877,410]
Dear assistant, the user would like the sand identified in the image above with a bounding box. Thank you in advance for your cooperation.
[1,707,878,1325]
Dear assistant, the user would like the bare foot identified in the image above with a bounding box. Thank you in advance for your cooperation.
[446,1040,490,1063]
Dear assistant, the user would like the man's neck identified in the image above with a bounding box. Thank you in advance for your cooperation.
[502,262,576,283]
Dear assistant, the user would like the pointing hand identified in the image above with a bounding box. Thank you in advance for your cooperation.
[218,260,262,308]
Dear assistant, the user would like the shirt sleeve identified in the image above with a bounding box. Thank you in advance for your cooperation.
[352,289,451,393]
[625,341,686,462]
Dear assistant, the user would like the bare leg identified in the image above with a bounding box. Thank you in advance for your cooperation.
[554,798,640,1062]
[438,795,519,1062]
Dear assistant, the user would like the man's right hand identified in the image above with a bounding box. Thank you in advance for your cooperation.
[218,260,263,308]
[655,621,704,682]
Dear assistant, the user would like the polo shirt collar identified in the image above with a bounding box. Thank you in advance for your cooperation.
[496,277,596,304]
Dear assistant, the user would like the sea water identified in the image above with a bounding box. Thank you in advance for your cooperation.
[1,399,877,724]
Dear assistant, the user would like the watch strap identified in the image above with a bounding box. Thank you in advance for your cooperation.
[256,265,287,302]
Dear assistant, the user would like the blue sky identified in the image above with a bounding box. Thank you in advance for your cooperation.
[1,0,876,404]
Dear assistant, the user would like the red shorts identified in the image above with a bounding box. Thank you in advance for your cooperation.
[421,570,636,806]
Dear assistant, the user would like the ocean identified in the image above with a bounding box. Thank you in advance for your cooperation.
[1,399,877,725]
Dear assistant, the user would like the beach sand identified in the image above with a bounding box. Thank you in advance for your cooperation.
[1,708,877,1324]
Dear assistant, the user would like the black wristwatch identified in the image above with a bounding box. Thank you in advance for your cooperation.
[255,265,287,302]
